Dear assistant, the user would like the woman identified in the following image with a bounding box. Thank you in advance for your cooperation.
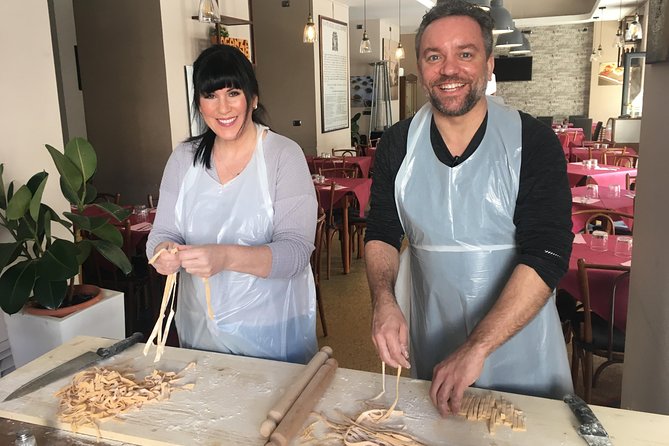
[146,45,318,364]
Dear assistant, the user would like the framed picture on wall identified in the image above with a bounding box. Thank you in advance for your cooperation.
[319,16,350,133]
[184,65,205,137]
[382,39,400,100]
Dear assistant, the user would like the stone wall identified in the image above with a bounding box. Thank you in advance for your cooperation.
[496,23,594,122]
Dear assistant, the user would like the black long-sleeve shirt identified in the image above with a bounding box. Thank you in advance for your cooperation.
[364,109,574,289]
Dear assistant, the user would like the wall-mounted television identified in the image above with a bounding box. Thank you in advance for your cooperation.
[494,56,533,82]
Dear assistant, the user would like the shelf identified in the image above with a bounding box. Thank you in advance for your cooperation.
[191,15,251,26]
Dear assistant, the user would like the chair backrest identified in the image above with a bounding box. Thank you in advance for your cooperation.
[614,154,639,168]
[536,116,553,128]
[311,207,326,281]
[94,192,121,205]
[147,193,159,208]
[593,121,604,141]
[576,258,630,347]
[571,117,593,141]
[319,167,357,179]
[571,209,634,235]
[626,173,637,190]
[332,148,357,157]
[312,158,341,172]
[601,148,627,165]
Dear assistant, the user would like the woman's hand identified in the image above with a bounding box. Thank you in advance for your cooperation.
[177,244,227,278]
[151,241,181,275]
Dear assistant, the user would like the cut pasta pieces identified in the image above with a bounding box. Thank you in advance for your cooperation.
[55,364,194,436]
[456,390,528,435]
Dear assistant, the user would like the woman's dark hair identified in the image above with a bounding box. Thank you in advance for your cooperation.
[415,0,494,59]
[187,45,269,168]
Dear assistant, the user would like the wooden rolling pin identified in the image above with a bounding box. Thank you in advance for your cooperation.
[266,357,338,446]
[260,346,333,438]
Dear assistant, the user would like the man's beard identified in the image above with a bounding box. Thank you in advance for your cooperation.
[427,76,486,117]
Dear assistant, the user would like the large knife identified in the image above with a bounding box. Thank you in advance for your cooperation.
[563,393,613,446]
[3,332,143,402]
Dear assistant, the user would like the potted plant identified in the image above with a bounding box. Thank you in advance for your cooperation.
[209,25,229,44]
[0,137,132,316]
[351,112,362,146]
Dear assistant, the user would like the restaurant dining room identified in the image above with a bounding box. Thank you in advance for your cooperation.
[0,0,668,444]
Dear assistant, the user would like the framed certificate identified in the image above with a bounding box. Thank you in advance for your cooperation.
[319,16,349,133]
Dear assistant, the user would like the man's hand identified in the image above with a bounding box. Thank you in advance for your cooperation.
[371,295,411,369]
[429,343,487,417]
[151,241,181,275]
[177,244,226,278]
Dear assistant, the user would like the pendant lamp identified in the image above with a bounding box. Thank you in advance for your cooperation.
[590,16,602,62]
[509,34,531,55]
[360,0,372,53]
[303,0,317,43]
[490,0,513,35]
[198,0,220,23]
[395,0,405,60]
[614,0,625,48]
[495,23,522,48]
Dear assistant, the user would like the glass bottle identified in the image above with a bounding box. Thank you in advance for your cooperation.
[15,429,37,446]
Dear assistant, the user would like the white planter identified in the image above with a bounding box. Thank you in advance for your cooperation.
[3,288,125,368]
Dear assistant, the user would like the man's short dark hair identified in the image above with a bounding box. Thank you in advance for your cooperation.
[414,0,494,59]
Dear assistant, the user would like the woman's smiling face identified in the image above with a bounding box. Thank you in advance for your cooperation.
[199,88,257,141]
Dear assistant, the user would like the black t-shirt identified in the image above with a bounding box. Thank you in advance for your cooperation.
[364,108,574,289]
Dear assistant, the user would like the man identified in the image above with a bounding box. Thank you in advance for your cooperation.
[364,0,574,417]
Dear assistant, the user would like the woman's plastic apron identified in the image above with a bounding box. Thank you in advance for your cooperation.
[395,101,572,398]
[174,125,317,364]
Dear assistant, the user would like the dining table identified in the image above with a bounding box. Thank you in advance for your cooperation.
[314,177,372,274]
[571,186,635,232]
[559,233,632,332]
[570,146,635,163]
[566,162,637,188]
[306,155,373,178]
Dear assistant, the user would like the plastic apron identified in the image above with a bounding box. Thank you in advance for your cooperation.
[174,124,317,364]
[395,101,573,398]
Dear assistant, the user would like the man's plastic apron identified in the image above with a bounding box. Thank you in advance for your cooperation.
[174,124,317,364]
[395,101,572,398]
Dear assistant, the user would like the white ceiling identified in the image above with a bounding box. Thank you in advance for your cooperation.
[341,0,646,33]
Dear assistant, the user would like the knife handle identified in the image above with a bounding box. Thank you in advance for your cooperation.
[563,393,600,426]
[96,332,144,358]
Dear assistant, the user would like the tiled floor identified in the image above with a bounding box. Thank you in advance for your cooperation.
[317,243,623,408]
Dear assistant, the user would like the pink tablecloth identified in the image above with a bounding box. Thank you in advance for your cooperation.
[306,156,373,178]
[571,187,635,232]
[315,178,372,217]
[566,163,637,188]
[559,234,632,331]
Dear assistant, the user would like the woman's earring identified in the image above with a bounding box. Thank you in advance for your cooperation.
[253,104,258,110]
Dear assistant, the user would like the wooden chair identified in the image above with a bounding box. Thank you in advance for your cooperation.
[319,167,358,179]
[602,148,627,165]
[331,148,357,157]
[571,259,630,403]
[626,173,637,191]
[147,193,159,208]
[319,183,348,279]
[571,209,634,235]
[94,192,121,205]
[612,153,638,168]
[311,207,327,336]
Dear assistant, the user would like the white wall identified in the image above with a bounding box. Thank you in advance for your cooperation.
[0,1,69,234]
[587,21,624,124]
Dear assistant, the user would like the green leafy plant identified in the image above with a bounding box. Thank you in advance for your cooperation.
[0,138,132,315]
[209,25,229,38]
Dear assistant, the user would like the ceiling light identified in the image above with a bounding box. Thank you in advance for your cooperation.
[360,0,372,53]
[198,0,220,23]
[490,0,513,35]
[396,0,405,60]
[495,24,522,48]
[509,35,531,55]
[303,1,317,44]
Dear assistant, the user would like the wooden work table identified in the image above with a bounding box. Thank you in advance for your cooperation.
[0,336,667,445]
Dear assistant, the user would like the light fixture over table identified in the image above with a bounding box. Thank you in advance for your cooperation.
[360,0,372,53]
[303,0,317,43]
[395,0,405,60]
[198,0,220,23]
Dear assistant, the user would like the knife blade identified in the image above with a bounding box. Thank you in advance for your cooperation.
[3,332,143,402]
[563,393,613,446]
